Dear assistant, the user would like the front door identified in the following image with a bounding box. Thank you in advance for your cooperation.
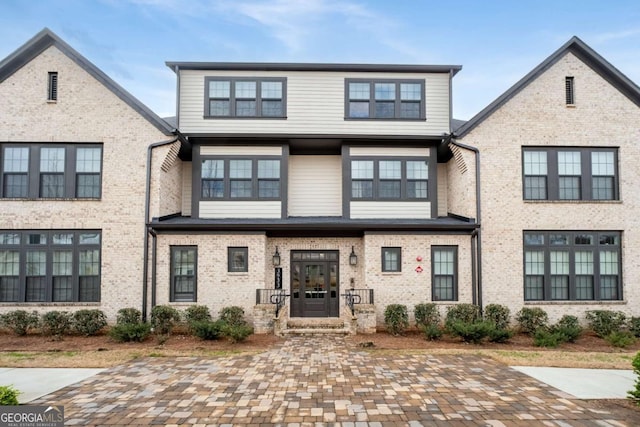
[290,251,339,317]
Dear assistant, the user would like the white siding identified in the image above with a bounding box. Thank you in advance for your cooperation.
[289,155,342,216]
[200,146,283,156]
[181,162,192,216]
[200,201,281,219]
[349,147,430,157]
[350,201,431,219]
[179,70,450,136]
[437,163,447,217]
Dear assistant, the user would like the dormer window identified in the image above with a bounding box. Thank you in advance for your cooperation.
[565,76,574,105]
[48,72,58,101]
[204,77,286,118]
[345,79,425,120]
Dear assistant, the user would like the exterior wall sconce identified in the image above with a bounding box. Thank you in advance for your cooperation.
[349,246,358,266]
[273,246,281,267]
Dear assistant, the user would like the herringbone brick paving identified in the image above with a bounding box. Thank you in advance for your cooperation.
[33,336,638,426]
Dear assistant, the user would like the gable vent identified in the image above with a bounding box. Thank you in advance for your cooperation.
[449,142,468,174]
[565,76,575,105]
[48,72,58,101]
[161,141,180,172]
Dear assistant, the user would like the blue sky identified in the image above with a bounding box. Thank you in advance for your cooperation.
[1,0,639,120]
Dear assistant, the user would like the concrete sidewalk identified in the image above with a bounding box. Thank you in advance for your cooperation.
[0,367,104,403]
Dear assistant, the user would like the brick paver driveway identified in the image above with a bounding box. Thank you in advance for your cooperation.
[34,336,638,426]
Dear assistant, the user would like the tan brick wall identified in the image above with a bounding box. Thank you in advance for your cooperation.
[460,52,640,321]
[0,45,170,321]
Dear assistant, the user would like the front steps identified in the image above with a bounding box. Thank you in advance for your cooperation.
[280,317,352,336]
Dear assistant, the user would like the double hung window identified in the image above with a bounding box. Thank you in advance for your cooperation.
[170,246,196,302]
[432,246,457,301]
[205,78,286,118]
[523,148,617,201]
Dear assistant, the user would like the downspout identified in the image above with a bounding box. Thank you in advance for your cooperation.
[448,138,483,311]
[150,228,158,308]
[143,135,179,321]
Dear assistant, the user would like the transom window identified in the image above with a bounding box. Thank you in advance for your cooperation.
[523,148,617,201]
[1,144,102,199]
[350,158,428,200]
[0,230,101,302]
[345,79,425,120]
[381,247,401,272]
[523,231,621,301]
[170,246,196,302]
[205,77,286,118]
[432,246,458,301]
[201,157,281,200]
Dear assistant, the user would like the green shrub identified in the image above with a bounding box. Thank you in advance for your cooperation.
[628,352,640,405]
[553,315,582,343]
[40,311,72,338]
[219,306,247,327]
[533,329,565,348]
[0,385,20,405]
[222,323,253,343]
[420,324,443,341]
[1,310,39,336]
[445,304,480,331]
[449,321,492,344]
[109,323,151,342]
[72,309,107,336]
[414,303,440,328]
[586,310,627,338]
[184,305,212,326]
[384,304,409,336]
[515,307,548,335]
[487,327,513,343]
[630,317,640,338]
[116,308,142,325]
[191,320,224,340]
[484,304,510,330]
[150,305,181,335]
[606,331,636,348]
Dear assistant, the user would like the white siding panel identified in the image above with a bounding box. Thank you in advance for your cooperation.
[182,162,192,216]
[349,147,429,157]
[437,163,447,217]
[289,155,342,216]
[199,201,281,218]
[350,201,431,219]
[200,146,283,156]
[179,70,450,136]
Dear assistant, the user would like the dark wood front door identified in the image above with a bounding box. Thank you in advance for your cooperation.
[290,251,339,317]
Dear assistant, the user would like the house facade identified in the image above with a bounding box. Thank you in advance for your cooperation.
[1,29,638,330]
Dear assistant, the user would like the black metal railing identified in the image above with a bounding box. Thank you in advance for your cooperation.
[256,288,289,317]
[341,288,374,316]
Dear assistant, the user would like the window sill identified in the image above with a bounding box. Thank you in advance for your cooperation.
[381,271,402,275]
[1,197,101,201]
[344,117,426,122]
[228,272,249,276]
[525,300,626,305]
[203,116,287,120]
[46,100,57,104]
[523,199,621,204]
[0,302,100,306]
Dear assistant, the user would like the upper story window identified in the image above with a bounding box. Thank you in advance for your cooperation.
[345,79,425,120]
[48,72,58,101]
[201,157,281,200]
[522,148,617,201]
[351,158,428,200]
[204,77,287,118]
[1,144,102,199]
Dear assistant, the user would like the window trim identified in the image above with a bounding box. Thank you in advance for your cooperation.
[349,157,430,201]
[170,245,197,302]
[0,230,101,303]
[431,246,458,301]
[203,77,287,119]
[228,247,249,273]
[522,230,622,301]
[344,78,426,121]
[522,147,618,201]
[0,143,103,200]
[200,156,282,201]
[381,247,402,272]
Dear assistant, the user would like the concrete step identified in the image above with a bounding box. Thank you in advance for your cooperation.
[286,318,346,330]
[281,327,351,336]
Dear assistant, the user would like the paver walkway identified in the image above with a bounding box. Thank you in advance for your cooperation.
[33,335,638,426]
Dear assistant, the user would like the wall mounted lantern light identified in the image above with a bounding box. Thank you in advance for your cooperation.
[273,246,281,267]
[349,246,358,266]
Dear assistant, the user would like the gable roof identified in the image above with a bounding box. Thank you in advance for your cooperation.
[0,28,174,135]
[455,36,640,138]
